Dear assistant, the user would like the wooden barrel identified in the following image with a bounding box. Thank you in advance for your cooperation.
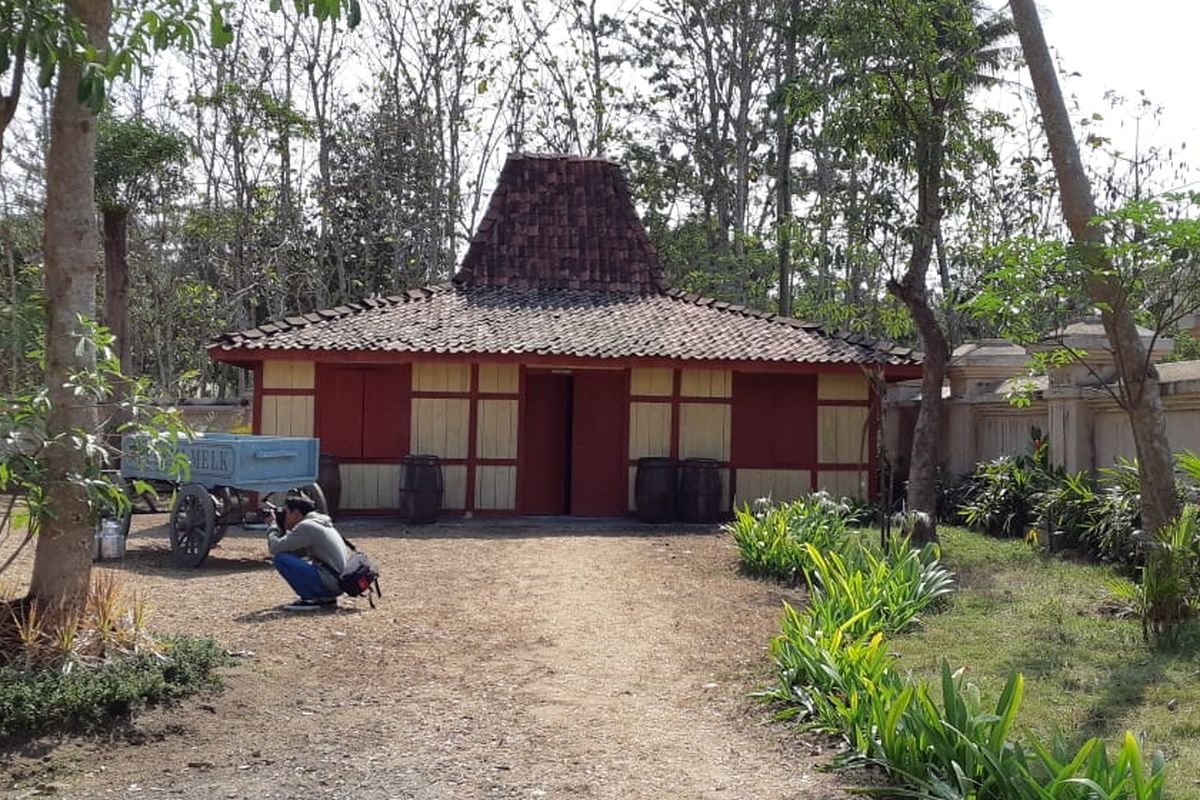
[677,458,722,523]
[399,454,444,523]
[635,457,678,523]
[318,453,342,518]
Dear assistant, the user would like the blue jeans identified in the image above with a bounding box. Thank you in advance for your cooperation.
[273,553,337,600]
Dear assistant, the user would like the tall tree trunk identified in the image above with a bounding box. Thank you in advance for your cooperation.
[102,207,130,454]
[3,203,18,394]
[1009,0,1179,534]
[888,128,949,544]
[775,0,797,317]
[29,0,112,606]
[102,208,130,375]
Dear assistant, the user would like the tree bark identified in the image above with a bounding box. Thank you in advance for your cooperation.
[888,128,949,544]
[29,0,112,606]
[102,208,130,375]
[101,207,130,455]
[775,0,797,317]
[1009,0,1179,534]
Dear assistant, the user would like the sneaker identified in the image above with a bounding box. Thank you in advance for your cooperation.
[283,597,338,611]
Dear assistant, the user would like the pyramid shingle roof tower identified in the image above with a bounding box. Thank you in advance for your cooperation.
[453,154,667,293]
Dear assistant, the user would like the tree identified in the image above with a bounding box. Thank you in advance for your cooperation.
[4,0,360,610]
[821,0,1013,541]
[31,0,114,605]
[1007,0,1180,535]
[95,116,188,378]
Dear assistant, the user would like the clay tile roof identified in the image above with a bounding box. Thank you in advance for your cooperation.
[208,153,920,369]
[208,286,920,367]
[453,154,667,293]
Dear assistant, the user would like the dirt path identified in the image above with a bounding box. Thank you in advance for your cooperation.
[3,518,848,799]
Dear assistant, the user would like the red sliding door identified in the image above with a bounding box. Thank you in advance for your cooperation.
[570,371,626,516]
[520,373,571,514]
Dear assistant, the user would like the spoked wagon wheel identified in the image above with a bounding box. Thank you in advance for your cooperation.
[170,484,216,568]
[212,486,238,544]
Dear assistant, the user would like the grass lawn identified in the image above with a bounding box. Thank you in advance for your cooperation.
[884,526,1200,798]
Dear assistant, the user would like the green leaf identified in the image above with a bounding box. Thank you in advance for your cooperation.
[210,6,234,48]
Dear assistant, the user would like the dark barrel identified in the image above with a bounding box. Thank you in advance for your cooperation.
[677,458,723,523]
[318,453,342,518]
[635,457,678,523]
[399,454,444,524]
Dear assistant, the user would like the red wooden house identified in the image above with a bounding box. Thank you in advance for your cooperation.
[207,154,920,516]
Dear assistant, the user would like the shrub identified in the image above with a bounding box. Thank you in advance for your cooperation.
[1110,505,1200,649]
[725,494,852,583]
[0,636,228,742]
[1080,461,1144,565]
[760,518,1167,798]
[1033,469,1098,551]
[803,541,954,638]
[962,455,1048,538]
[872,663,1167,800]
[936,469,978,523]
[1,573,158,669]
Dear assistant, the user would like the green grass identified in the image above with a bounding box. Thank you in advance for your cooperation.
[887,526,1200,798]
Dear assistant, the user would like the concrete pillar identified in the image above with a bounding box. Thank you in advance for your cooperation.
[1045,387,1094,473]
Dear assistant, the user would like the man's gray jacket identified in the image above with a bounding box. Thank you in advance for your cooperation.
[268,512,351,595]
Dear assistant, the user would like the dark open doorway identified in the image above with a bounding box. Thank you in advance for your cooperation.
[520,370,626,516]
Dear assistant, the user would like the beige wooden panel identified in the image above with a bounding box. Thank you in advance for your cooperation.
[413,362,471,393]
[477,399,518,459]
[734,468,811,508]
[291,396,314,437]
[818,373,869,401]
[340,463,404,510]
[817,470,868,500]
[628,402,672,459]
[443,465,468,510]
[475,465,517,510]
[680,368,731,398]
[340,463,368,509]
[411,398,470,459]
[478,363,519,394]
[679,403,731,460]
[259,396,279,435]
[818,406,869,464]
[261,360,313,390]
[260,396,313,436]
[630,367,673,397]
[374,464,402,509]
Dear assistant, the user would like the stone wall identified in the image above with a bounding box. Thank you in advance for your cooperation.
[885,327,1200,478]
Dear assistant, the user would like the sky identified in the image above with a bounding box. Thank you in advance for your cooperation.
[1028,0,1198,177]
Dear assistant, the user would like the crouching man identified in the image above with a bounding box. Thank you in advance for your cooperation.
[267,491,350,611]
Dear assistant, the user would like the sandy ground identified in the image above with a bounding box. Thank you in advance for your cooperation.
[1,515,853,799]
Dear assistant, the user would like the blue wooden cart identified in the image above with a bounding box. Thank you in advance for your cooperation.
[120,433,326,567]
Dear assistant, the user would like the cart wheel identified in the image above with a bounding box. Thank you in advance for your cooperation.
[212,487,236,544]
[170,484,216,568]
[301,483,329,517]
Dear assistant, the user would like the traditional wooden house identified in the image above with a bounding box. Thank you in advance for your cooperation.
[207,154,921,517]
